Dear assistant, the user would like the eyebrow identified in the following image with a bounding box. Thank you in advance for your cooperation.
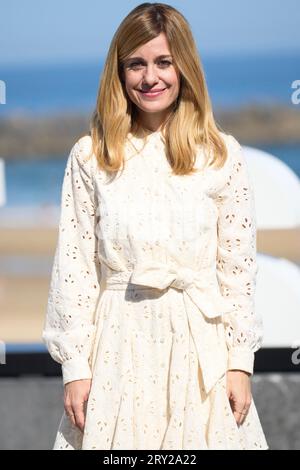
[125,54,173,62]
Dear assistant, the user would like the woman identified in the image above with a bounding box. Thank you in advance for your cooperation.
[43,2,268,450]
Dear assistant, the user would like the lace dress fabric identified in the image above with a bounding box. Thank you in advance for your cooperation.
[43,130,268,449]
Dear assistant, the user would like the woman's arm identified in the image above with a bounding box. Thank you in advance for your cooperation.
[42,136,101,386]
[216,134,263,376]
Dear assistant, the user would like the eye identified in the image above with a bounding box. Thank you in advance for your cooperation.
[158,60,172,67]
[126,60,173,70]
[127,61,144,70]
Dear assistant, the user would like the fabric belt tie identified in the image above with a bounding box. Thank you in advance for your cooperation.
[105,261,233,393]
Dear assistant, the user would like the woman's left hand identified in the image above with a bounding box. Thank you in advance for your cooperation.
[226,369,252,426]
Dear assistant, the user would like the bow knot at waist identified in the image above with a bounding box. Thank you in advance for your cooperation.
[105,260,233,320]
[104,260,232,394]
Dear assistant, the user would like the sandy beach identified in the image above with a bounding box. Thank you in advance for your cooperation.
[0,226,299,343]
[0,227,58,255]
[0,275,49,343]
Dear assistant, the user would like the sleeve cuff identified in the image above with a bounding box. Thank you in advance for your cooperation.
[227,347,255,375]
[62,357,92,385]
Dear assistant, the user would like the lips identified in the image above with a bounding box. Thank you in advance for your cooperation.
[138,88,167,98]
[140,88,166,93]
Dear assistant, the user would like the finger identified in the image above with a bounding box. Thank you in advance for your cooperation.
[233,411,242,426]
[69,413,76,427]
[65,406,76,427]
[239,409,249,425]
[246,396,252,410]
[239,411,247,426]
[73,403,86,432]
[236,407,249,426]
[235,410,247,426]
[240,415,246,426]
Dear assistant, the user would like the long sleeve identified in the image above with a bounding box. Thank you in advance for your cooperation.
[215,134,263,375]
[42,136,101,385]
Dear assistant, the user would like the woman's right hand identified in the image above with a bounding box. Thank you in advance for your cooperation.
[64,379,92,432]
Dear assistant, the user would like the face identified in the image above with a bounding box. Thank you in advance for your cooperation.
[122,32,180,129]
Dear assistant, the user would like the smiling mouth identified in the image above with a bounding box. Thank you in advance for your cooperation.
[138,88,167,96]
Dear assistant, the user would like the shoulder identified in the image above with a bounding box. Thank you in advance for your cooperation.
[207,132,249,196]
[218,132,246,173]
[71,134,93,162]
[217,132,253,193]
[68,135,95,178]
[219,131,242,154]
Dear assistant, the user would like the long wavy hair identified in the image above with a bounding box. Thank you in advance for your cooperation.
[89,2,228,175]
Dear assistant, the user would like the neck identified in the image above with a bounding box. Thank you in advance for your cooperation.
[137,107,173,133]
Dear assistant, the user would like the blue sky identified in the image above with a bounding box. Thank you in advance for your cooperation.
[0,0,299,65]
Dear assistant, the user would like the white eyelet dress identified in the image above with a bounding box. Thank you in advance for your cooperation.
[42,130,269,450]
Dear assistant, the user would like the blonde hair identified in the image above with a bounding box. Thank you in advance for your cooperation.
[89,2,228,175]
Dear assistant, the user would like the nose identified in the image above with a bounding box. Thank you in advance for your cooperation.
[142,64,159,87]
